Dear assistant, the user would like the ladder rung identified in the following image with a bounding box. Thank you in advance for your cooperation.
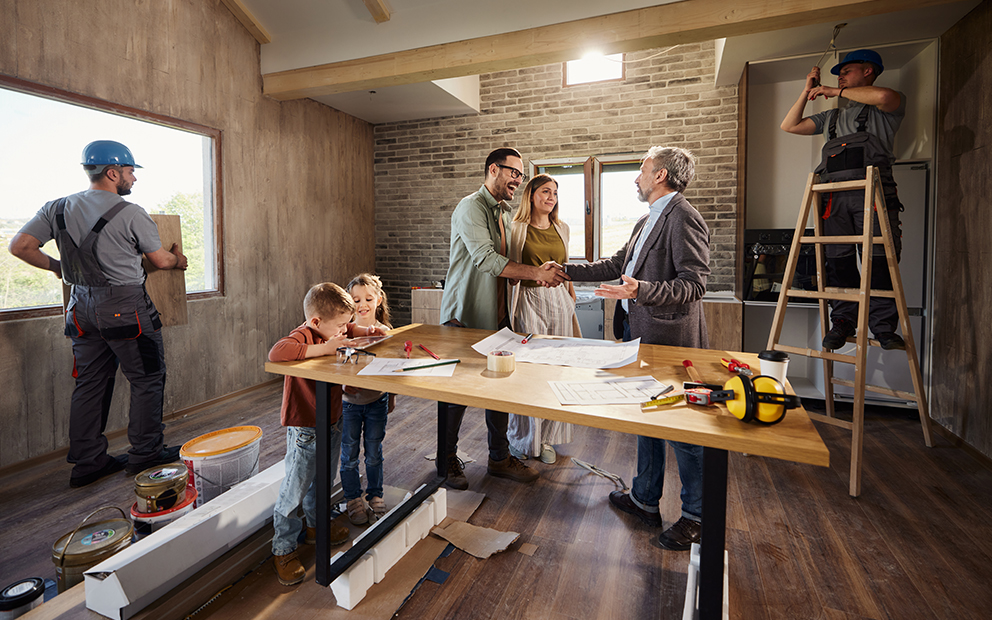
[830,378,920,401]
[786,288,897,301]
[772,344,858,364]
[812,180,870,192]
[799,235,884,245]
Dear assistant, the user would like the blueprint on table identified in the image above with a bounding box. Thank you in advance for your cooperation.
[471,327,640,369]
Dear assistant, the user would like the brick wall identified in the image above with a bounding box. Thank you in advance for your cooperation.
[374,42,738,325]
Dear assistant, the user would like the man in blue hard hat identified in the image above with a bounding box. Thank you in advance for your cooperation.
[9,140,188,487]
[780,49,907,351]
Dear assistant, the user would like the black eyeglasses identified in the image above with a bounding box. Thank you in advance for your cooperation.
[496,164,528,182]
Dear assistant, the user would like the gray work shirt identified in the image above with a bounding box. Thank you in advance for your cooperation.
[808,92,906,163]
[19,189,162,286]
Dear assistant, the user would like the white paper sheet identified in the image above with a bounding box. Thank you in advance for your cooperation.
[357,357,459,376]
[471,327,640,369]
[549,375,669,405]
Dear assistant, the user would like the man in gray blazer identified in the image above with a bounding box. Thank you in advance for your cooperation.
[564,146,710,550]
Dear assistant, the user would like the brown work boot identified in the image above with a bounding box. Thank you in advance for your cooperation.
[487,456,539,483]
[303,522,349,546]
[445,454,469,490]
[273,550,306,585]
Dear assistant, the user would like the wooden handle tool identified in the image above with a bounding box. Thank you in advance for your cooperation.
[683,360,702,384]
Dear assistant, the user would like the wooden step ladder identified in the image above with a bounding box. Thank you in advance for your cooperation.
[766,166,933,497]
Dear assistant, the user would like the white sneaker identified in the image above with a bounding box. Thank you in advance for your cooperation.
[347,497,368,525]
[539,444,557,464]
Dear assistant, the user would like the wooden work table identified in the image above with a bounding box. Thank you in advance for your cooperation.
[265,323,830,620]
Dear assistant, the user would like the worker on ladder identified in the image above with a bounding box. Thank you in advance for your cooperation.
[780,49,906,351]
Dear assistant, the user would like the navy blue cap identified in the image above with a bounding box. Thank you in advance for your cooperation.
[831,49,884,76]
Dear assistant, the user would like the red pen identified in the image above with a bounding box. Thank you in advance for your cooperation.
[521,333,534,344]
[404,340,412,359]
[419,344,440,360]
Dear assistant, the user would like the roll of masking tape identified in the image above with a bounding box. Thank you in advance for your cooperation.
[487,350,516,373]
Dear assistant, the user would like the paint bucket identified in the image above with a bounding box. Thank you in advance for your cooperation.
[181,426,263,507]
[133,462,189,513]
[130,486,197,540]
[0,577,45,619]
[51,506,133,593]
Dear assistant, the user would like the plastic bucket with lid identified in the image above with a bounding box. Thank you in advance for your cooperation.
[134,462,189,513]
[0,577,45,619]
[181,426,262,507]
[51,506,133,593]
[131,486,197,540]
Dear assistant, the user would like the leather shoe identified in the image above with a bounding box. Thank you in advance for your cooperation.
[822,318,856,350]
[125,445,182,475]
[487,456,539,483]
[444,454,469,490]
[657,516,701,551]
[874,332,905,350]
[608,490,662,527]
[69,454,127,488]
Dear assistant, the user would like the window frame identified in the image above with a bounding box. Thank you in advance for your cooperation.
[531,153,643,262]
[0,75,224,322]
[562,53,626,88]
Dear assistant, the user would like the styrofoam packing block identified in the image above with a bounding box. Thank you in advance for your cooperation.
[369,524,409,583]
[425,487,447,525]
[404,503,434,547]
[330,551,375,611]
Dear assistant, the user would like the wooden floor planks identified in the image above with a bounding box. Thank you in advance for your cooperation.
[0,389,990,620]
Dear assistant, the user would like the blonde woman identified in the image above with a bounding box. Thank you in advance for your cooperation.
[507,174,581,463]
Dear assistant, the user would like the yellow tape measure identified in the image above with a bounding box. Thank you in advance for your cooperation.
[641,393,685,408]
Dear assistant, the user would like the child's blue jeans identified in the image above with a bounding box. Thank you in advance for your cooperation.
[340,393,388,501]
[272,420,342,556]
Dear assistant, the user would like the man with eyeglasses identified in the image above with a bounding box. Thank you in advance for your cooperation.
[438,147,569,490]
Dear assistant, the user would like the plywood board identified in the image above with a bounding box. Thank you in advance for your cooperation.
[143,214,188,327]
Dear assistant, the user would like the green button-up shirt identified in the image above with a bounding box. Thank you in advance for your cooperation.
[440,185,511,330]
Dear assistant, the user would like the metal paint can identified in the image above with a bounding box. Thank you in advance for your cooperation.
[133,462,189,513]
[131,486,197,540]
[0,578,45,619]
[51,507,133,593]
[181,426,263,507]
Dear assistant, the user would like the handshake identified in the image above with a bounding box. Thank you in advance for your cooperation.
[536,261,570,287]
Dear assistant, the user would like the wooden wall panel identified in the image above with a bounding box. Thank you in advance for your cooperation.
[0,0,375,468]
[934,0,992,459]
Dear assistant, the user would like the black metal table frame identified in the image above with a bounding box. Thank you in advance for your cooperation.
[314,386,728,620]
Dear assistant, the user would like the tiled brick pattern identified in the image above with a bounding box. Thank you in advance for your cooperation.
[373,42,738,324]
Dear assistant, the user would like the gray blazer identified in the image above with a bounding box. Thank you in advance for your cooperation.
[565,192,710,348]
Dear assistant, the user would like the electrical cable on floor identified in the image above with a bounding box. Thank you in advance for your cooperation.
[571,457,629,492]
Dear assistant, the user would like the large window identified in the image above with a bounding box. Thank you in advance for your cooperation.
[534,154,644,262]
[0,76,222,318]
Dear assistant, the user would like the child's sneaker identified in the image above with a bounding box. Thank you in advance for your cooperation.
[368,496,387,522]
[347,497,369,525]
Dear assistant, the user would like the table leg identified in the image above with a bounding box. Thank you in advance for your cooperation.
[436,402,450,479]
[315,381,341,587]
[698,446,728,620]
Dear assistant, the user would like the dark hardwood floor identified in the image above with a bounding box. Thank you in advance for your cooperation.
[1,385,989,620]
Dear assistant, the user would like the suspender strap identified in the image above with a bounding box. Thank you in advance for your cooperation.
[89,201,130,235]
[854,103,871,133]
[827,109,839,140]
[55,198,69,231]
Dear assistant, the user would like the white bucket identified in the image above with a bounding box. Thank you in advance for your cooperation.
[130,487,197,539]
[180,426,263,507]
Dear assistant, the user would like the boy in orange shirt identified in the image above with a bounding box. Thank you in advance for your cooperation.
[268,282,384,586]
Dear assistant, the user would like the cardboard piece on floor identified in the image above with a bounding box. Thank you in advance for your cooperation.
[84,461,285,620]
[443,488,485,523]
[60,213,188,327]
[518,542,538,556]
[430,521,519,559]
[142,214,187,326]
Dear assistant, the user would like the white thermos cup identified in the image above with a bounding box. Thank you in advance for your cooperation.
[758,350,790,385]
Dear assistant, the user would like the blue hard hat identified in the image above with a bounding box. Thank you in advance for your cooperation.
[81,140,142,168]
[831,49,884,76]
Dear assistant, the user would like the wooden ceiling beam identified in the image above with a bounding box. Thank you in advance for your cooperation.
[363,0,391,24]
[220,0,271,45]
[262,0,956,100]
